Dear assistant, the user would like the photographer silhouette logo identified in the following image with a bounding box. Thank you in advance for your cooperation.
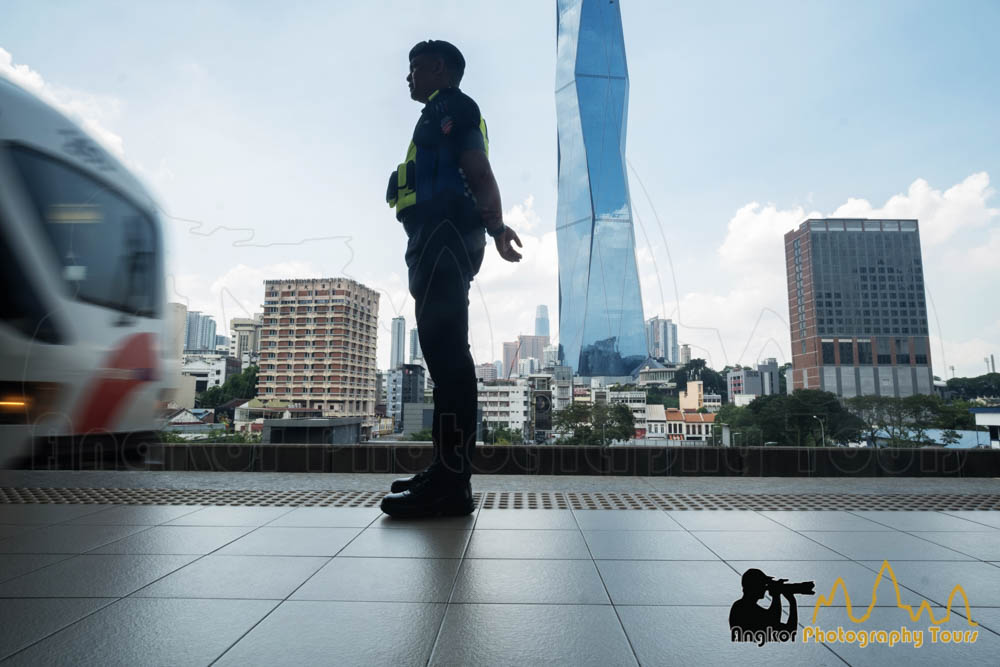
[729,568,815,646]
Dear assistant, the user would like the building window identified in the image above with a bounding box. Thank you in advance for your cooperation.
[821,341,835,365]
[838,341,854,365]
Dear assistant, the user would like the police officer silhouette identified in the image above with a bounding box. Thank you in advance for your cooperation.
[381,40,522,518]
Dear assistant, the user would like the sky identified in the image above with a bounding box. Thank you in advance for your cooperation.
[2,0,998,378]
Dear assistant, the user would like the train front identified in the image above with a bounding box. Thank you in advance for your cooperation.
[0,77,176,468]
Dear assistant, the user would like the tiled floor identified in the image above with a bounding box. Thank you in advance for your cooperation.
[2,498,1000,665]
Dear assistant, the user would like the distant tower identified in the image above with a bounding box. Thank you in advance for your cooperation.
[409,327,422,363]
[680,344,692,365]
[645,316,679,363]
[556,0,646,376]
[535,305,550,337]
[390,316,405,369]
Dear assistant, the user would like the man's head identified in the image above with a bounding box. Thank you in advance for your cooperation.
[741,568,770,600]
[407,40,465,102]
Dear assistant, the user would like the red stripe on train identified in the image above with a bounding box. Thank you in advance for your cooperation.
[74,332,159,433]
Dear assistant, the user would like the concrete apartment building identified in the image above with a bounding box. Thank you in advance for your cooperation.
[478,380,531,437]
[785,218,932,398]
[257,278,379,421]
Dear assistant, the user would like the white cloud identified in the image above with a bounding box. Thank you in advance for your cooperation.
[0,47,126,157]
[169,260,322,329]
[830,172,998,246]
[676,172,1000,377]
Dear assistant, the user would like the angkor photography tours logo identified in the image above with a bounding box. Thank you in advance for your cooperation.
[729,568,815,645]
[801,560,979,649]
[729,561,980,649]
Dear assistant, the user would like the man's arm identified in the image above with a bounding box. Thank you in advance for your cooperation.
[460,148,522,263]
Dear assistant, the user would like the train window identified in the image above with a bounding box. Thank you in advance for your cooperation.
[8,146,160,317]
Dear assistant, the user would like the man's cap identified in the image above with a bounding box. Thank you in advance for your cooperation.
[741,568,771,590]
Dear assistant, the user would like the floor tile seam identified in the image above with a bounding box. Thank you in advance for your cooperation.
[773,526,870,562]
[425,502,483,667]
[841,508,943,532]
[0,553,76,585]
[898,530,1000,562]
[121,518,318,600]
[0,595,123,662]
[64,504,209,526]
[48,504,123,526]
[568,501,642,667]
[206,518,375,666]
[939,509,1000,530]
[888,529,992,561]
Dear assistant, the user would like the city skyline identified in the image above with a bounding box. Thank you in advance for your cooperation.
[2,2,996,377]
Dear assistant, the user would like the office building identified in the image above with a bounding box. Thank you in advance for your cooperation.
[727,357,780,403]
[646,316,679,363]
[390,316,405,369]
[229,314,263,370]
[184,311,217,352]
[475,362,498,382]
[257,277,379,419]
[784,219,932,397]
[409,327,422,363]
[518,335,550,369]
[535,305,550,337]
[387,363,425,431]
[555,0,646,376]
[543,344,560,367]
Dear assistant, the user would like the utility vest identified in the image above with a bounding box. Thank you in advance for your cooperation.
[387,88,489,222]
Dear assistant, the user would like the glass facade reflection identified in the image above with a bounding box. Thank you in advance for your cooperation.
[556,0,646,376]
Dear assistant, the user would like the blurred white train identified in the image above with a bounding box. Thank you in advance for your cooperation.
[0,76,176,468]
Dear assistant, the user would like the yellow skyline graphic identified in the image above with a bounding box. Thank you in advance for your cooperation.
[811,560,978,627]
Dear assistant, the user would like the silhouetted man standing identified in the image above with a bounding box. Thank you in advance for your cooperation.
[382,40,522,518]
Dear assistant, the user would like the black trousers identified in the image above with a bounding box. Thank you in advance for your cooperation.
[403,214,486,481]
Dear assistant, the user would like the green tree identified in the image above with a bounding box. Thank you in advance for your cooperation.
[406,428,433,441]
[940,429,962,447]
[946,373,1000,400]
[903,394,940,446]
[196,365,259,409]
[610,403,635,443]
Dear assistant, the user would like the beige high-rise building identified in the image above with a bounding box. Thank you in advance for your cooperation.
[257,277,379,418]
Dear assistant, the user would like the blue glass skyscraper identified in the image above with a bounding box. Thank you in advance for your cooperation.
[556,0,646,376]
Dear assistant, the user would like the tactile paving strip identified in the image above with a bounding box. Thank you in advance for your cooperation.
[2,487,1000,510]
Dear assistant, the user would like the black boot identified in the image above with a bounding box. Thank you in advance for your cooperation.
[389,468,429,494]
[380,475,474,519]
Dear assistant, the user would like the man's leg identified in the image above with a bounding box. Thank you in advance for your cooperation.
[409,219,484,481]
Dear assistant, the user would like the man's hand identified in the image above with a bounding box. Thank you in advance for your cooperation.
[493,226,522,262]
